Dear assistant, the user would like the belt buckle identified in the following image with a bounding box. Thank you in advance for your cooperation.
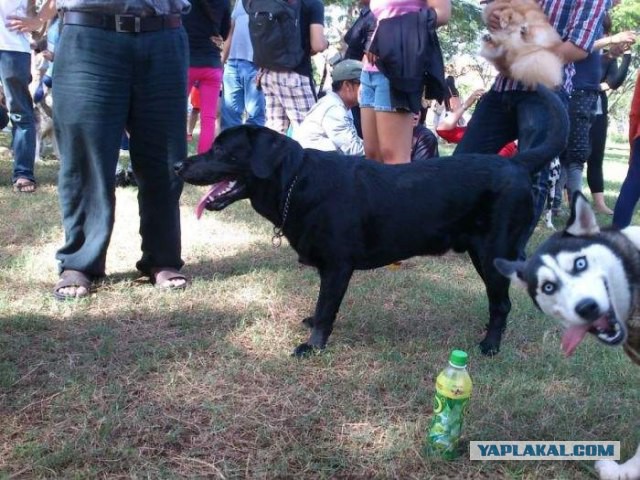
[115,14,141,33]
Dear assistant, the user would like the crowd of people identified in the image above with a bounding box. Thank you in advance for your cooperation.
[0,0,638,299]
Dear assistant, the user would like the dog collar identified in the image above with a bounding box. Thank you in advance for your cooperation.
[272,174,299,248]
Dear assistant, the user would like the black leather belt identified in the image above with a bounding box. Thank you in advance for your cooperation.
[62,11,182,33]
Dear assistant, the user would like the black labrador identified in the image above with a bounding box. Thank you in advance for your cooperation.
[175,86,568,357]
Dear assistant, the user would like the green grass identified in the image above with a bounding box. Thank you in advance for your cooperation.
[0,132,638,478]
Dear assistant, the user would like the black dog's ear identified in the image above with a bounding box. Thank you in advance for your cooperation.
[247,126,291,179]
[494,258,527,289]
[566,191,599,236]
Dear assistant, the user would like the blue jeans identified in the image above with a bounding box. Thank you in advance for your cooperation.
[359,70,409,112]
[613,138,640,228]
[53,25,188,277]
[0,50,36,183]
[454,89,569,255]
[221,59,265,130]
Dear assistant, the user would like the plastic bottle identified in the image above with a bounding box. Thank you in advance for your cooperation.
[426,349,473,459]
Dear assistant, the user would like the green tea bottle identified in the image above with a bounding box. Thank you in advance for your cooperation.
[426,350,473,460]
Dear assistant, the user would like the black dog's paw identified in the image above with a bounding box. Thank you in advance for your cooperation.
[301,317,314,329]
[291,342,324,358]
[479,338,500,356]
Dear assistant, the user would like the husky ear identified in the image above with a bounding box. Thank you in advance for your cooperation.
[247,126,289,179]
[621,226,640,250]
[566,191,600,236]
[494,258,528,289]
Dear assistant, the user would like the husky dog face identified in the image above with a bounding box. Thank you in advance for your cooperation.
[495,193,640,356]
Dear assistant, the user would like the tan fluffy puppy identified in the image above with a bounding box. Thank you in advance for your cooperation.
[480,0,564,88]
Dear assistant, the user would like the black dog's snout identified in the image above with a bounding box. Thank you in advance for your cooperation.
[174,162,183,175]
[575,298,601,321]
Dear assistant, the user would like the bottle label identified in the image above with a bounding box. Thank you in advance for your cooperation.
[426,371,472,459]
[427,392,470,459]
[435,373,471,400]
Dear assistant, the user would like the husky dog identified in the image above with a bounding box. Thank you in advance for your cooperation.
[495,192,640,480]
[480,0,564,88]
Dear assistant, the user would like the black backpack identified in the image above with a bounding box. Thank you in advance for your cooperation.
[243,0,305,71]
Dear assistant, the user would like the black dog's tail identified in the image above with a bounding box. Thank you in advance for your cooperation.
[513,85,569,175]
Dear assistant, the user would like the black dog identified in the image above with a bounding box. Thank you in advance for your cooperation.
[176,86,568,358]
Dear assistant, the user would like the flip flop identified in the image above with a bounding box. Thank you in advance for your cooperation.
[53,269,92,300]
[13,178,36,193]
[150,268,188,290]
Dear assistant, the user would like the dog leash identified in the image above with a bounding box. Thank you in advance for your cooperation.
[272,174,299,248]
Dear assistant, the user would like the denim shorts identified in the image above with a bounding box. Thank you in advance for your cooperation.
[359,70,412,113]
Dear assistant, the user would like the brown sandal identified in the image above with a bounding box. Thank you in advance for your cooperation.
[53,270,92,300]
[150,268,188,290]
[13,178,36,193]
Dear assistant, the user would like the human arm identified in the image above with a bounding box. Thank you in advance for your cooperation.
[436,89,483,131]
[307,0,328,54]
[604,53,632,91]
[553,0,609,63]
[6,0,56,34]
[485,8,588,63]
[427,0,451,26]
[310,24,329,54]
[594,31,637,52]
[221,20,235,64]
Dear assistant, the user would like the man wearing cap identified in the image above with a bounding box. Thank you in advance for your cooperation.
[293,59,364,156]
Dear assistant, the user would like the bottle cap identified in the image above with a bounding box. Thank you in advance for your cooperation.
[449,350,468,367]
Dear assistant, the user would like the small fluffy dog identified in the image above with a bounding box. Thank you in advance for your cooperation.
[495,192,640,480]
[480,0,564,88]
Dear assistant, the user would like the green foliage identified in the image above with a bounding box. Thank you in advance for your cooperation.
[611,0,640,34]
[437,0,484,60]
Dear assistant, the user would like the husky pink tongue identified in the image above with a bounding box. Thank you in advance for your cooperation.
[195,180,232,219]
[561,325,590,357]
[561,317,610,356]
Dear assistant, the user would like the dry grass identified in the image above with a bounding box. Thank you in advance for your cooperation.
[0,133,638,479]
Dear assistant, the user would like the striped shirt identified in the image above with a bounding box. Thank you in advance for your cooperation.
[492,0,607,93]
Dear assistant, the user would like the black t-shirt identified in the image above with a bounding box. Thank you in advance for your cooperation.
[294,0,324,78]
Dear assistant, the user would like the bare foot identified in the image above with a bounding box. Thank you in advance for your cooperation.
[594,204,613,215]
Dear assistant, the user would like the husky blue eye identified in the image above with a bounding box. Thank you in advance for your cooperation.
[574,256,587,272]
[541,281,556,294]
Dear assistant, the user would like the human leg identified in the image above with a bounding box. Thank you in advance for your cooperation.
[376,111,413,164]
[261,70,289,134]
[127,27,188,279]
[221,59,244,130]
[366,71,413,164]
[612,138,640,228]
[0,50,36,184]
[53,25,130,282]
[561,90,598,200]
[241,60,265,126]
[588,108,612,213]
[453,91,517,155]
[192,67,222,154]
[359,71,380,161]
[277,71,315,133]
